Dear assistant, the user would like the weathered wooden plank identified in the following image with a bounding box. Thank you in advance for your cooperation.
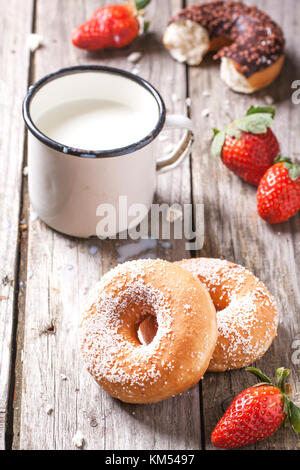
[17,0,202,450]
[0,0,34,450]
[187,0,300,450]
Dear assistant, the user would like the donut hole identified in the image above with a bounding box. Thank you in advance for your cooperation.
[137,315,158,346]
[214,296,230,312]
[209,289,231,312]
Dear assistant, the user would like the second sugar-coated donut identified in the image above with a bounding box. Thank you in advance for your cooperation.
[80,259,218,403]
[176,258,279,372]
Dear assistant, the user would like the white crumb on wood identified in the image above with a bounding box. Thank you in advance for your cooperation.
[201,108,210,117]
[127,52,142,63]
[186,97,192,106]
[264,95,274,105]
[46,405,53,415]
[26,34,43,52]
[72,430,85,449]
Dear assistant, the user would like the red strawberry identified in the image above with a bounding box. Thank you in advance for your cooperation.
[72,0,150,51]
[257,157,300,224]
[212,106,280,186]
[211,367,300,449]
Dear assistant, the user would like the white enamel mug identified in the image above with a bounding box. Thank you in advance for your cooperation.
[23,66,194,238]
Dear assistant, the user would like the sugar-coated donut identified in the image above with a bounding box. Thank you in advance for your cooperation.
[163,1,285,93]
[176,258,279,372]
[80,259,218,403]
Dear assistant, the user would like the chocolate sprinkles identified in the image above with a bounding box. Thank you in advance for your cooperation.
[170,1,285,77]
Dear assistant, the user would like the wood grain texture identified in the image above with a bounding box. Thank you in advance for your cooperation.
[17,0,203,450]
[187,0,300,450]
[7,0,300,451]
[0,0,34,450]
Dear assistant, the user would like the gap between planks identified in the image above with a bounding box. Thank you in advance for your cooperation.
[187,0,300,451]
[0,0,36,450]
[6,0,37,451]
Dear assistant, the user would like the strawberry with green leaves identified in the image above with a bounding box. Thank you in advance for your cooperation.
[211,367,300,449]
[212,106,280,186]
[72,0,151,51]
[257,157,300,224]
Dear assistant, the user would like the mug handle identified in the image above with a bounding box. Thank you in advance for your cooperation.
[156,114,194,175]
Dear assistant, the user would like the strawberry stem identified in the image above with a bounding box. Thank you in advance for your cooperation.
[276,367,290,393]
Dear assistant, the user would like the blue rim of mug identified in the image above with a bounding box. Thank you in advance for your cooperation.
[23,65,167,159]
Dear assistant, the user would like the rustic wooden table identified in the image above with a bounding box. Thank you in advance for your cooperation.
[0,0,299,451]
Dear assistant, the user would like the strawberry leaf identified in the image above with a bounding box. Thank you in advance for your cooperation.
[288,165,300,181]
[275,156,291,164]
[246,367,272,384]
[135,0,151,10]
[225,125,242,139]
[143,20,151,33]
[289,401,300,432]
[283,396,291,425]
[212,130,226,158]
[235,113,274,134]
[276,157,300,181]
[247,106,276,119]
[213,128,220,136]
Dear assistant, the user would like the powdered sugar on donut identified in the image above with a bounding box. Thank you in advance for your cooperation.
[177,258,279,371]
[81,261,175,390]
[80,259,218,402]
[212,288,278,369]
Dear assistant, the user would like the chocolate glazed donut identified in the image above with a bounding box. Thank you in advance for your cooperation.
[163,1,285,93]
